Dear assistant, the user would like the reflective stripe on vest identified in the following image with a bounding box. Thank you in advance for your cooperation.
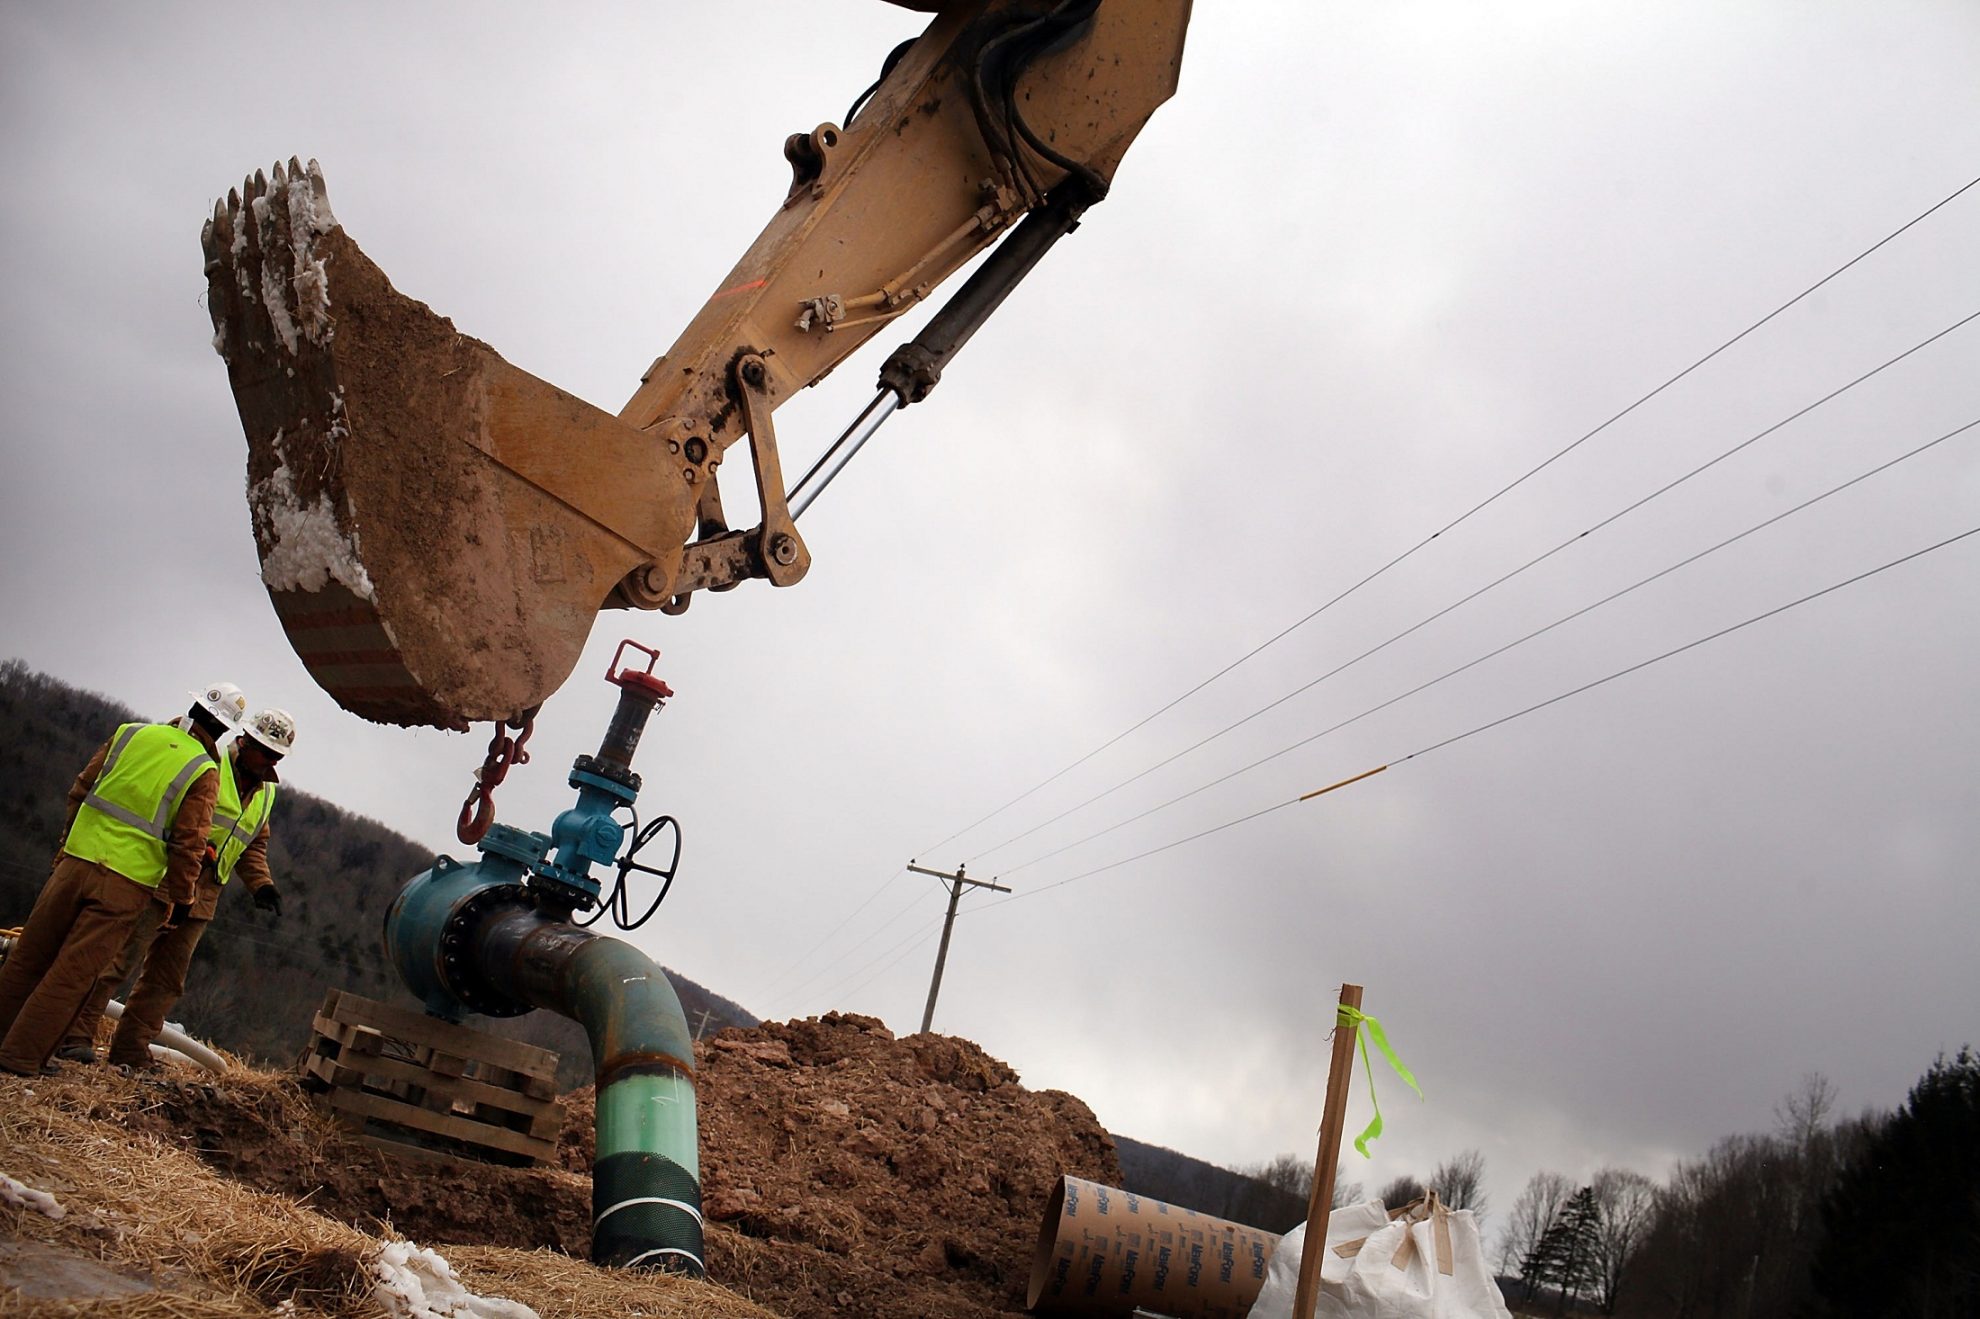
[63,723,217,887]
[210,750,277,885]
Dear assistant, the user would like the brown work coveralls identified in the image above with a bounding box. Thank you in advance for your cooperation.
[0,727,219,1075]
[62,751,279,1067]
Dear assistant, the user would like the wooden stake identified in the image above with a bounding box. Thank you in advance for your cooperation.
[1293,982,1364,1319]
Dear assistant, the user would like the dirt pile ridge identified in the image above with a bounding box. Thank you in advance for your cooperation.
[0,1012,1117,1318]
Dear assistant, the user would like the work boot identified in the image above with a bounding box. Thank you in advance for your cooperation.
[0,1060,58,1078]
[1,1053,61,1077]
[54,1044,99,1065]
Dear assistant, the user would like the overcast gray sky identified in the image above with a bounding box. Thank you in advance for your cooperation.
[3,0,1977,1236]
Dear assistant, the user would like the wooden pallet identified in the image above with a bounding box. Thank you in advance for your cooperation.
[298,988,564,1168]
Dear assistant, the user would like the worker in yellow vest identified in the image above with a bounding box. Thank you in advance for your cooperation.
[57,707,294,1069]
[0,683,245,1077]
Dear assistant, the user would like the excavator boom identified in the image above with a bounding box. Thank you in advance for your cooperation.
[205,0,1189,729]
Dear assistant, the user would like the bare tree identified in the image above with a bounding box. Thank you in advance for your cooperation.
[1243,1153,1309,1196]
[1774,1071,1838,1147]
[1378,1173,1425,1208]
[1430,1148,1488,1220]
[1587,1167,1656,1313]
[1498,1170,1573,1279]
[1238,1154,1362,1209]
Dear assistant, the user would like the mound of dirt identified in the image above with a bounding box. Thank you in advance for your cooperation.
[86,1012,1117,1319]
[588,1013,1118,1317]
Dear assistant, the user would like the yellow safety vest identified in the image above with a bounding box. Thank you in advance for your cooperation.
[63,723,218,888]
[210,748,277,885]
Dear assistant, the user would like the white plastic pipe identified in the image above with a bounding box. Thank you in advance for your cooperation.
[101,999,228,1073]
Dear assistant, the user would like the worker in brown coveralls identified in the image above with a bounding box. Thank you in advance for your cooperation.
[56,707,294,1069]
[0,683,246,1077]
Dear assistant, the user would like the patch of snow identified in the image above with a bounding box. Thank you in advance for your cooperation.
[327,388,349,443]
[250,450,375,600]
[245,167,336,355]
[250,195,302,356]
[284,160,336,347]
[0,1172,67,1221]
[369,1241,538,1319]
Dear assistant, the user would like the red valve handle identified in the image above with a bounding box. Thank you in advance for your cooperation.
[606,638,674,700]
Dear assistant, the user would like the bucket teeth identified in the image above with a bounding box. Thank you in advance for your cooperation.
[304,158,332,213]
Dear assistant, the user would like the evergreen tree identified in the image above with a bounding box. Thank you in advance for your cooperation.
[1521,1185,1600,1310]
[1807,1047,1980,1318]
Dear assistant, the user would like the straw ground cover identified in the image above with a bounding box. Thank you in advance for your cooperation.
[0,1066,777,1318]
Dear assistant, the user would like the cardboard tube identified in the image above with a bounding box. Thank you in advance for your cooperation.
[1028,1175,1280,1318]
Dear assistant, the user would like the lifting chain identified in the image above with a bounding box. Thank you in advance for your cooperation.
[456,712,536,845]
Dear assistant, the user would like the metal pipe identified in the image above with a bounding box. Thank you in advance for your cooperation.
[385,867,704,1275]
[788,389,901,518]
[475,909,703,1273]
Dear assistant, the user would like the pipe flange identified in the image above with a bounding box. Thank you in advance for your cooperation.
[572,754,641,796]
[445,881,534,1017]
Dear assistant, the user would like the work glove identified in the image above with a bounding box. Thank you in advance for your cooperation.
[253,886,283,920]
[163,902,193,930]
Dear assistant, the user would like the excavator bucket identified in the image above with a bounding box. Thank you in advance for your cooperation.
[203,161,696,729]
[206,4,1189,732]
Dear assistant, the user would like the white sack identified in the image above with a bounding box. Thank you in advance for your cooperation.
[1247,1197,1511,1319]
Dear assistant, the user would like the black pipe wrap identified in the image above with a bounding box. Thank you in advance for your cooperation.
[593,1152,705,1274]
[598,687,660,771]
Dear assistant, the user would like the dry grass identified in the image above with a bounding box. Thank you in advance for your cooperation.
[0,1070,778,1318]
[445,1246,775,1319]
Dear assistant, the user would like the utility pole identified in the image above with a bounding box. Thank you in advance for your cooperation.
[908,860,1009,1034]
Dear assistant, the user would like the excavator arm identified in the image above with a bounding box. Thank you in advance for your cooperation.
[204,0,1189,729]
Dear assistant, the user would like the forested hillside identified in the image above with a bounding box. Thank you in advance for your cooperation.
[0,660,756,1084]
[1114,1135,1306,1231]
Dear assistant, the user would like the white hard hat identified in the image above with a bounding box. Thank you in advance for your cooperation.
[243,707,297,755]
[191,682,249,727]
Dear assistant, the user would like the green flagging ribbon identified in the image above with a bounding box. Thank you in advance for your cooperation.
[1337,1004,1422,1157]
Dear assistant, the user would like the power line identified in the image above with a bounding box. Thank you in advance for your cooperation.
[965,522,1980,912]
[796,911,950,1015]
[991,414,1980,878]
[916,173,1980,860]
[831,882,1002,1015]
[834,924,946,1010]
[763,876,947,1015]
[968,314,1978,866]
[754,864,909,1003]
[1393,525,1980,765]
